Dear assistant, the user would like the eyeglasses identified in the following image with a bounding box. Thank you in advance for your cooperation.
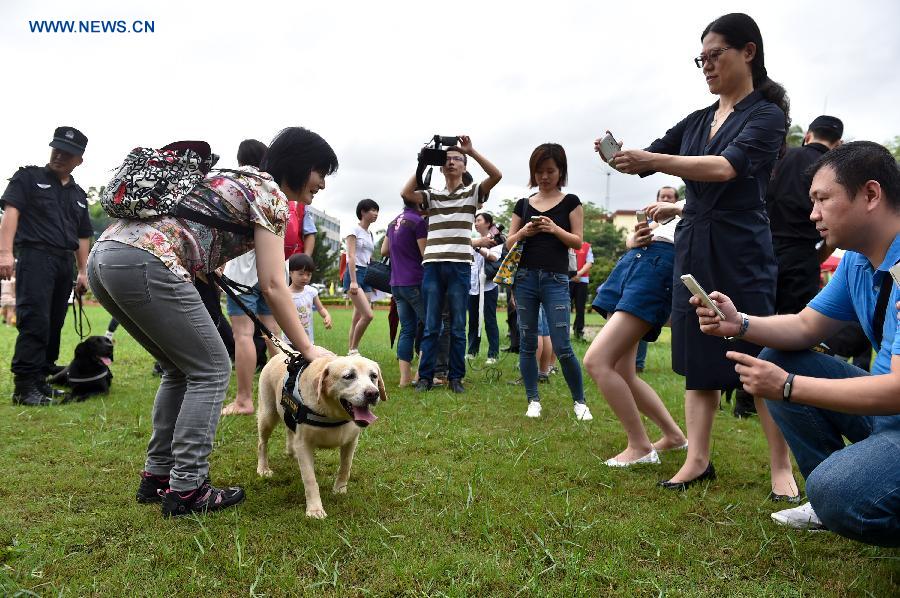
[446,155,465,163]
[694,47,732,68]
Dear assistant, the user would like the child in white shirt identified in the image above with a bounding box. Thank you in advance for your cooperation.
[283,253,332,346]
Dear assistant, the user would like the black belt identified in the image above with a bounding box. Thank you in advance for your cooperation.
[17,243,73,258]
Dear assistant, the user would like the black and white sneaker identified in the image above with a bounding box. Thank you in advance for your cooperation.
[161,482,245,517]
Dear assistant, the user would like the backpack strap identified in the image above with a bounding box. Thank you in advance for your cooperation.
[872,271,894,349]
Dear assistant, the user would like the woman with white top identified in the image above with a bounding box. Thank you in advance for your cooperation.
[467,213,503,363]
[342,198,379,354]
[584,186,688,467]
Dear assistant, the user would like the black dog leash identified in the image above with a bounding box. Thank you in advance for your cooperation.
[71,289,91,341]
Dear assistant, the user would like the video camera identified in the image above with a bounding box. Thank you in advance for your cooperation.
[415,135,459,190]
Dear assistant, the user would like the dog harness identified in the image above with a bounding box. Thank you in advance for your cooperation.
[281,354,348,431]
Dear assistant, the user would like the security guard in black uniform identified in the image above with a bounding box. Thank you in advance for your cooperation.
[766,115,844,314]
[0,127,92,406]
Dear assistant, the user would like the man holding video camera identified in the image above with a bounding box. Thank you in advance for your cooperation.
[401,135,502,393]
[693,141,899,547]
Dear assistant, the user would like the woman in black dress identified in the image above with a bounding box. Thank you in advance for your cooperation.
[609,13,798,498]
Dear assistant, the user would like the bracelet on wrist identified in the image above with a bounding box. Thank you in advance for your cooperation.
[724,312,750,341]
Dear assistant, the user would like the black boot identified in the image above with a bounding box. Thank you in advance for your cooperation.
[12,377,53,407]
[38,379,67,399]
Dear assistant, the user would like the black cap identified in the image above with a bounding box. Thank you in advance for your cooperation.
[808,115,843,138]
[49,126,88,156]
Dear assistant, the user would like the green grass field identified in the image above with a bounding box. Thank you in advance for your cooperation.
[0,304,897,596]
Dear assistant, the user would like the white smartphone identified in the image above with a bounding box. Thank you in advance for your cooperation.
[680,274,726,320]
[890,263,900,289]
[597,132,622,163]
[636,210,647,223]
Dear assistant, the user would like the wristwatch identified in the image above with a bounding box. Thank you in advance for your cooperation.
[782,373,796,402]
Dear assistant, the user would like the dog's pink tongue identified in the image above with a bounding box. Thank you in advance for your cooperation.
[351,404,378,427]
[100,357,112,366]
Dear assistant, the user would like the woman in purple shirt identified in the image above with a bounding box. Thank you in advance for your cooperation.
[381,198,428,386]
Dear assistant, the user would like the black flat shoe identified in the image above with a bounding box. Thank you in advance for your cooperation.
[768,491,802,504]
[657,463,716,491]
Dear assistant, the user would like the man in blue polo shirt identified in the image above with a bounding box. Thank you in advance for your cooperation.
[691,141,899,547]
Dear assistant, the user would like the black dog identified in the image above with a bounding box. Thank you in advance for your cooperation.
[49,336,114,401]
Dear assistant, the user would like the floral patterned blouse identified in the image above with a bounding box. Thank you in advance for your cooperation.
[97,166,289,282]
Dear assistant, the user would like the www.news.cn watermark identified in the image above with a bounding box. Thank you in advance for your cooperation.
[29,20,155,33]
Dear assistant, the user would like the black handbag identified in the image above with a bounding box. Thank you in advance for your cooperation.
[363,258,391,293]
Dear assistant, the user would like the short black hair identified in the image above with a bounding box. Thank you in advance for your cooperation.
[809,125,842,145]
[236,139,268,168]
[356,198,379,219]
[808,141,900,211]
[288,252,316,272]
[261,127,339,193]
[476,212,494,226]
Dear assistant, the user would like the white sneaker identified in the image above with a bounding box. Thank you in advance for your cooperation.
[771,502,824,530]
[605,449,660,467]
[347,349,360,356]
[485,357,497,365]
[573,403,593,421]
[525,401,542,418]
[465,354,475,362]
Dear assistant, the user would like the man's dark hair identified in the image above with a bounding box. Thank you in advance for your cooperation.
[288,252,316,273]
[261,127,338,193]
[356,198,380,219]
[808,126,842,145]
[528,143,568,188]
[808,141,900,210]
[236,139,268,168]
[657,186,679,200]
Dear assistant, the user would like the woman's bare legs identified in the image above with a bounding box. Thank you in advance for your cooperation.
[348,291,373,352]
[668,389,719,482]
[584,311,685,461]
[756,396,799,497]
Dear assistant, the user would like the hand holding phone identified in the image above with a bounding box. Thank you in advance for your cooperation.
[596,131,623,163]
[680,274,726,320]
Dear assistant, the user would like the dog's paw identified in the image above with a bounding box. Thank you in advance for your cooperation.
[306,506,327,519]
[257,466,274,478]
[332,483,348,494]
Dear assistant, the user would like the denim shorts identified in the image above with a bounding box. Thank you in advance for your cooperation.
[342,265,373,293]
[225,284,272,316]
[593,241,674,342]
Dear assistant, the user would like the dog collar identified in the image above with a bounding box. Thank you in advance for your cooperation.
[67,370,111,383]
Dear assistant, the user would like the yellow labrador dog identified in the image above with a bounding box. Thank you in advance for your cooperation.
[256,354,386,518]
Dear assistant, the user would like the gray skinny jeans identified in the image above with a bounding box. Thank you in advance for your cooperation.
[88,241,231,491]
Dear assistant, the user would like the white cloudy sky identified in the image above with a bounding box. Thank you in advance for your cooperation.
[2,0,899,230]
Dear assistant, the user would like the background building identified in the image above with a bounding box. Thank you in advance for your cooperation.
[307,205,341,255]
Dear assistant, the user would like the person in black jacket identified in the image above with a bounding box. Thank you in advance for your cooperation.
[0,127,92,406]
[767,115,843,314]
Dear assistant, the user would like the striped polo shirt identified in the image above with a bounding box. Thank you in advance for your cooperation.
[421,181,483,264]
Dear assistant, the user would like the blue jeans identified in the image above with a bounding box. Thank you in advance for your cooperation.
[635,340,649,370]
[761,349,900,547]
[419,262,470,381]
[513,267,585,404]
[467,287,499,358]
[392,284,425,362]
